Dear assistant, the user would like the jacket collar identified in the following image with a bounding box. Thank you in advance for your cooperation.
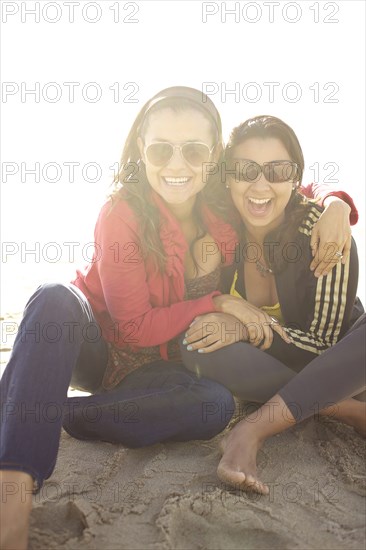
[150,189,238,272]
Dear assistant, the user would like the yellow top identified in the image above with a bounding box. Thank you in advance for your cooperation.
[229,270,284,325]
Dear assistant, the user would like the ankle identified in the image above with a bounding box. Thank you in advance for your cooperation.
[0,470,34,550]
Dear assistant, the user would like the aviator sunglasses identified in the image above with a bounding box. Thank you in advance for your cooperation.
[143,141,216,167]
[228,159,300,184]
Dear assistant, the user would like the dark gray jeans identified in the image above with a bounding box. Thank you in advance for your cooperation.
[180,313,366,422]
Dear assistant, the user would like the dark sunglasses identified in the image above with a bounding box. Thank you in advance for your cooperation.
[144,141,215,167]
[227,159,300,184]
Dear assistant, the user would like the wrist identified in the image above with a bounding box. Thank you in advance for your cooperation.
[213,295,227,313]
[323,195,351,214]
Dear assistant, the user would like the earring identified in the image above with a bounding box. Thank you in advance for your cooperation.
[225,184,230,189]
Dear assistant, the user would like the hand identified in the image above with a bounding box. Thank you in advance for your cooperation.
[212,295,292,349]
[310,198,352,277]
[183,312,245,353]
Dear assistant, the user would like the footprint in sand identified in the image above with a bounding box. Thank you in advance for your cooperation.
[156,492,297,550]
[29,501,87,549]
[315,419,366,493]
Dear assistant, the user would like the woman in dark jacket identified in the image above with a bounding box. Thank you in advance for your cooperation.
[181,115,365,494]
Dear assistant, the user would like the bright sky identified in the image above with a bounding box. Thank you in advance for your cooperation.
[1,0,365,309]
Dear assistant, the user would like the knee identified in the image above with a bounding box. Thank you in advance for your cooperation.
[35,282,72,300]
[351,312,366,330]
[29,283,82,312]
[124,377,235,446]
[197,377,235,423]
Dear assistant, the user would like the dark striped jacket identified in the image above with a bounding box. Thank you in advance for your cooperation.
[220,205,363,372]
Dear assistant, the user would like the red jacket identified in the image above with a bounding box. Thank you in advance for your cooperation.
[72,190,238,359]
[301,183,358,225]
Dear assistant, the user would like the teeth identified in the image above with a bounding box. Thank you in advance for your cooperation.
[164,177,190,186]
[249,197,272,205]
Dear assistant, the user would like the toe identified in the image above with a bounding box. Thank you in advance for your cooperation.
[217,462,246,488]
[244,475,269,495]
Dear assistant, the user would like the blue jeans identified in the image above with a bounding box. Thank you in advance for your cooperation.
[0,283,234,491]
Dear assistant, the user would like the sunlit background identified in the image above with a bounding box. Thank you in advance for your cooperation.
[1,1,365,368]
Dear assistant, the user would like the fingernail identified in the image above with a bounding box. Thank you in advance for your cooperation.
[187,345,193,351]
[182,339,187,345]
[315,272,321,277]
[198,349,204,353]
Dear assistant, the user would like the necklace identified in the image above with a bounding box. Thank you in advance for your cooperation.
[255,260,273,277]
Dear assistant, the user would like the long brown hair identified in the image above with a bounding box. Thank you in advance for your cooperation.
[109,87,231,273]
[225,115,312,273]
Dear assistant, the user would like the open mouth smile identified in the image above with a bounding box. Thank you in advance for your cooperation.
[248,197,272,205]
[247,196,273,216]
[163,177,191,187]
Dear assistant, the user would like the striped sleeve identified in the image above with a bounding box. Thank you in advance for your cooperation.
[264,204,359,370]
[284,205,354,355]
[300,182,358,225]
[284,258,350,355]
[298,204,322,236]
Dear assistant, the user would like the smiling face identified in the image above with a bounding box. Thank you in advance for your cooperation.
[227,137,297,236]
[137,108,216,210]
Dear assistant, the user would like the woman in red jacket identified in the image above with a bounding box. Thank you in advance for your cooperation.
[0,88,358,549]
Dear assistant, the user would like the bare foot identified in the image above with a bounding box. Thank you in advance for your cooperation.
[0,470,33,550]
[217,420,269,495]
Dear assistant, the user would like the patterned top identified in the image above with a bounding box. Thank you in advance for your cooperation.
[102,266,221,390]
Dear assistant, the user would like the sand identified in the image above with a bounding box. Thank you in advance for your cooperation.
[25,413,365,550]
[1,265,365,550]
